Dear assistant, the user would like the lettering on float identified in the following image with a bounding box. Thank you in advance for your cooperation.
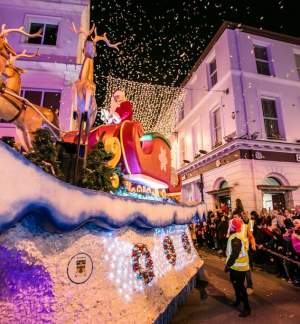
[123,180,167,198]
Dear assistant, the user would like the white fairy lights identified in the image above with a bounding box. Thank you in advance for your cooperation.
[102,225,197,302]
[104,76,186,138]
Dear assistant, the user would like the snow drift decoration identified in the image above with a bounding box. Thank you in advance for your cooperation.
[0,142,205,233]
[0,141,204,323]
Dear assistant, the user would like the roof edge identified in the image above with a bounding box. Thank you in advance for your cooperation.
[181,21,300,87]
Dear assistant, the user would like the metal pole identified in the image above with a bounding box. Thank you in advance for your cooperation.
[73,112,85,184]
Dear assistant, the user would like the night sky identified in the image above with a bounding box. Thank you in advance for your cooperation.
[91,0,299,103]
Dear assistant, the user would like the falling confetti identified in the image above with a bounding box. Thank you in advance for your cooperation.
[91,0,299,125]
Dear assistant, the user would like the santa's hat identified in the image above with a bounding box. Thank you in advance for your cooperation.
[229,218,242,233]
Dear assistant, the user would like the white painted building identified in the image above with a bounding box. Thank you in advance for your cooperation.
[175,22,300,212]
[0,0,90,137]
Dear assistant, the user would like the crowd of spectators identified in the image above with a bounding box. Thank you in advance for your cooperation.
[190,202,300,287]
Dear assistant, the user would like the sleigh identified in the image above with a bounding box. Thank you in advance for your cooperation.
[63,120,181,195]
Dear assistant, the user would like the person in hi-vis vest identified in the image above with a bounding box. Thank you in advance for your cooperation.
[240,212,256,295]
[225,217,251,318]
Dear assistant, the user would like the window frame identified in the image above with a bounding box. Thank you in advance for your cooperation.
[178,104,185,122]
[210,106,223,148]
[208,57,218,89]
[294,53,300,81]
[179,136,186,167]
[20,88,61,112]
[260,97,285,141]
[253,43,274,76]
[22,14,61,48]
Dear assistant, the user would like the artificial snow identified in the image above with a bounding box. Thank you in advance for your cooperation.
[0,142,205,233]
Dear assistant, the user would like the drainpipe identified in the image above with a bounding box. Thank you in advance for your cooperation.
[233,28,257,210]
[233,29,249,138]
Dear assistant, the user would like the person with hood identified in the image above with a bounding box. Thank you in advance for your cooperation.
[225,217,251,317]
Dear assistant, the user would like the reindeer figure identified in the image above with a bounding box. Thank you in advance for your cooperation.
[71,23,120,130]
[0,49,59,150]
[0,24,42,75]
[71,23,120,171]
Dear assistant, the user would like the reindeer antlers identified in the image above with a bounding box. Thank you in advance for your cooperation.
[9,48,40,65]
[71,22,121,51]
[1,24,42,38]
[92,27,121,51]
[71,22,95,39]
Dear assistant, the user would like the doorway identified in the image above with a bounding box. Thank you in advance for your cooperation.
[263,192,285,211]
[262,176,286,211]
[217,195,231,210]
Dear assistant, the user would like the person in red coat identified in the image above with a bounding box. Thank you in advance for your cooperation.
[110,90,133,123]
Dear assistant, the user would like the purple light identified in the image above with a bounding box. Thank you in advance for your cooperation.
[0,245,55,323]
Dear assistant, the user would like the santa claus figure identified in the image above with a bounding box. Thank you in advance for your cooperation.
[110,90,133,123]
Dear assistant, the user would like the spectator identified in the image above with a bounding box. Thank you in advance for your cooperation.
[192,204,300,288]
[294,205,300,220]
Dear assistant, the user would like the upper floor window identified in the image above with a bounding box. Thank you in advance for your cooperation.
[211,108,222,147]
[179,137,186,167]
[294,54,300,80]
[261,98,282,140]
[208,58,218,88]
[178,104,184,122]
[27,22,58,46]
[21,89,61,112]
[254,45,272,76]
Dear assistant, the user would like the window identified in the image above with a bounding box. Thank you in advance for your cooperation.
[294,54,300,80]
[263,177,281,186]
[219,180,229,189]
[211,108,222,147]
[208,58,218,88]
[182,183,193,202]
[21,89,61,112]
[261,98,282,140]
[27,22,58,46]
[192,125,198,158]
[254,45,272,76]
[178,104,184,122]
[179,137,186,167]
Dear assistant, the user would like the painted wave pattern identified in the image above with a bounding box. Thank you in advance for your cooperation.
[0,142,205,233]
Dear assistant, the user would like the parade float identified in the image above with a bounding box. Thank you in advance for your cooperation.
[0,24,204,323]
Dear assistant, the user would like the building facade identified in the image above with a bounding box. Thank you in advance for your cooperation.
[174,22,300,212]
[0,0,90,137]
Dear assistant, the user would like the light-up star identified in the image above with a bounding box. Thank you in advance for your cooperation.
[159,147,168,172]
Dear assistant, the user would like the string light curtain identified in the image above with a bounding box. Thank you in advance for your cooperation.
[103,76,186,138]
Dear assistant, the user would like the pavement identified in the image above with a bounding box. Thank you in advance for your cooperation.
[171,249,300,324]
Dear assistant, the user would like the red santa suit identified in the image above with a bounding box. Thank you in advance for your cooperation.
[115,100,133,122]
[110,90,133,123]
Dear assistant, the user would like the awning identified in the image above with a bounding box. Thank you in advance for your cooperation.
[257,185,299,192]
[206,187,233,196]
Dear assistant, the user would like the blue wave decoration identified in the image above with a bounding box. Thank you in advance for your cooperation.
[0,142,205,233]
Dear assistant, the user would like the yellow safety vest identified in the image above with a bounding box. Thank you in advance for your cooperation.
[226,232,250,271]
[241,223,252,250]
[249,219,254,232]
